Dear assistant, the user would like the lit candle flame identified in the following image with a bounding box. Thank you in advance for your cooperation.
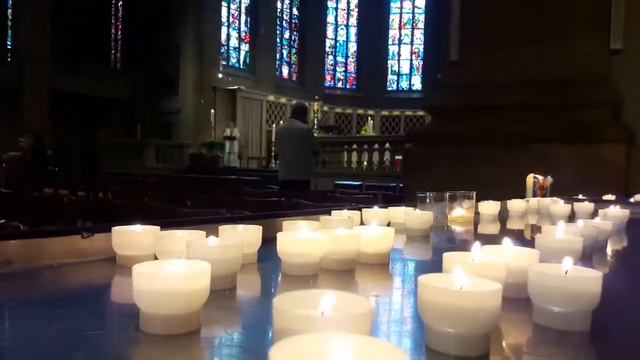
[577,219,585,228]
[502,237,514,248]
[132,224,143,232]
[562,256,574,276]
[451,207,466,217]
[317,293,337,316]
[577,194,586,199]
[453,267,469,291]
[555,221,566,239]
[471,241,482,262]
[595,217,601,222]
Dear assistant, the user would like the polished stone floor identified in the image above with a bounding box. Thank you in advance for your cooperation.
[0,216,638,359]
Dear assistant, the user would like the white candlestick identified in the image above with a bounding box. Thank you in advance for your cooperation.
[549,203,572,223]
[269,331,408,360]
[277,230,328,276]
[331,210,362,228]
[319,215,354,230]
[112,225,161,267]
[272,123,276,142]
[528,257,603,331]
[361,207,390,226]
[354,226,395,264]
[481,238,540,298]
[218,224,263,264]
[573,201,595,220]
[404,209,434,236]
[418,271,503,357]
[187,236,244,290]
[155,230,206,260]
[282,220,322,233]
[210,109,216,139]
[132,259,211,335]
[320,229,360,270]
[442,242,507,285]
[507,199,527,215]
[478,200,501,220]
[535,222,583,263]
[272,289,373,340]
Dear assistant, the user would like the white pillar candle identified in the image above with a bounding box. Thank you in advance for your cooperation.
[269,331,408,360]
[583,217,613,244]
[112,225,161,266]
[535,222,583,263]
[331,210,362,228]
[277,230,328,276]
[507,199,527,215]
[187,236,244,290]
[218,225,263,264]
[389,206,413,225]
[549,203,572,223]
[354,226,395,264]
[272,289,373,340]
[132,259,211,335]
[481,238,540,298]
[282,220,322,232]
[418,271,503,357]
[155,230,206,260]
[528,257,603,331]
[478,201,501,220]
[477,220,501,235]
[361,207,390,226]
[404,209,434,236]
[573,201,595,220]
[442,242,507,285]
[319,216,353,230]
[320,229,360,271]
[602,194,616,201]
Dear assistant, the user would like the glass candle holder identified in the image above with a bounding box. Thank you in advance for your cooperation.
[417,192,447,226]
[446,191,476,224]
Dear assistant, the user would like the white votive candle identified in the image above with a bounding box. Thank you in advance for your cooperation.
[277,230,328,276]
[282,220,322,233]
[272,289,373,340]
[478,201,501,220]
[269,331,408,360]
[549,203,572,223]
[389,206,413,226]
[602,194,616,201]
[418,271,503,357]
[507,199,527,215]
[583,217,613,245]
[218,224,263,264]
[112,225,161,266]
[598,206,630,232]
[354,226,395,264]
[155,230,206,260]
[477,220,501,235]
[361,207,390,226]
[319,216,353,230]
[404,209,434,236]
[528,257,603,331]
[535,222,583,262]
[331,210,362,228]
[481,238,540,298]
[442,242,507,285]
[507,216,526,230]
[132,259,211,335]
[320,229,360,271]
[187,236,244,290]
[573,201,595,220]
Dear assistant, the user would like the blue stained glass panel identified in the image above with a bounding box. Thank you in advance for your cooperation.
[386,0,425,91]
[324,0,359,89]
[221,0,252,70]
[276,0,301,80]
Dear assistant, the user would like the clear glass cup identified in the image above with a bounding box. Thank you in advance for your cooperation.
[417,192,447,226]
[446,191,477,224]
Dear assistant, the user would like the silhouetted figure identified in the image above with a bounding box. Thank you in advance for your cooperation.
[275,102,317,191]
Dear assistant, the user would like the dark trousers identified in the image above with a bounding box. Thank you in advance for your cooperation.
[279,180,311,191]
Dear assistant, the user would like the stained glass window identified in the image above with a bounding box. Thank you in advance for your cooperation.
[386,0,425,91]
[324,0,359,89]
[221,0,252,71]
[276,0,300,81]
[110,0,124,69]
[5,0,12,62]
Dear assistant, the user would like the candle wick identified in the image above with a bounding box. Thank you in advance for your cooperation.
[564,270,569,276]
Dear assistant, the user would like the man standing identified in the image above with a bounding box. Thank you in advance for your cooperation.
[275,102,317,191]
